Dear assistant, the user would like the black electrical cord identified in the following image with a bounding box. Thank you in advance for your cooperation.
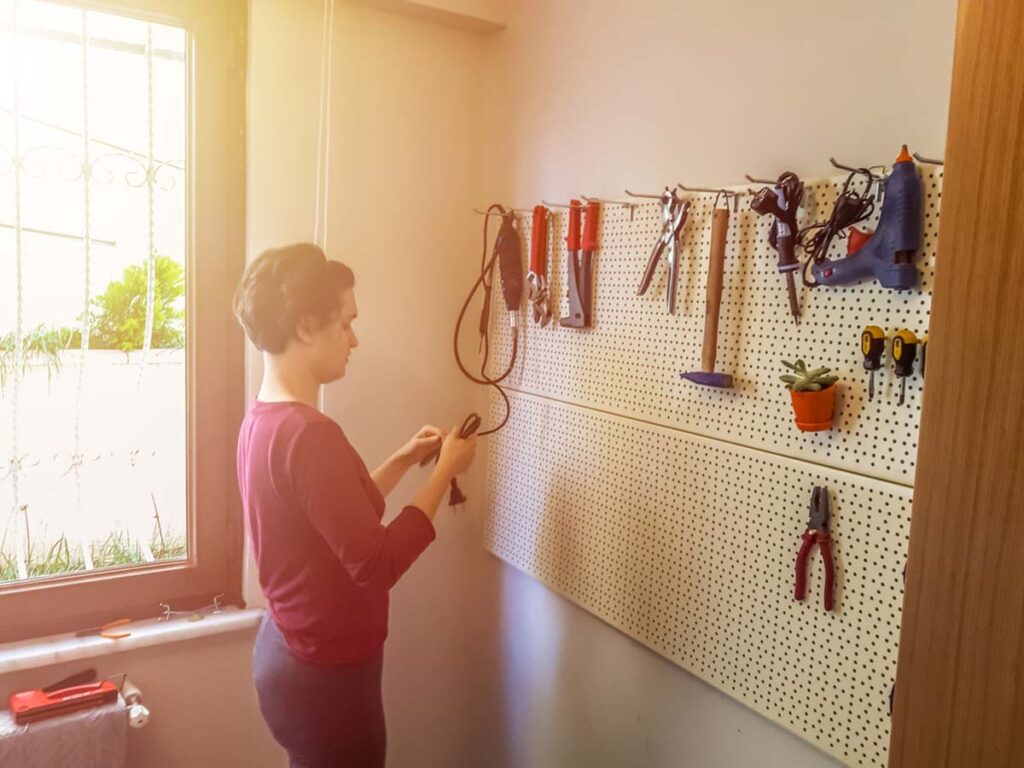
[453,203,520,437]
[798,168,876,287]
[418,207,521,510]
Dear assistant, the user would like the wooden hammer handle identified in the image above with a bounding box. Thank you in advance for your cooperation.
[701,208,729,373]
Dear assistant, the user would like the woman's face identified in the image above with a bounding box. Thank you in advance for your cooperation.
[302,288,359,383]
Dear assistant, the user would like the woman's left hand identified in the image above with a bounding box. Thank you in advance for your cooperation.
[399,425,445,465]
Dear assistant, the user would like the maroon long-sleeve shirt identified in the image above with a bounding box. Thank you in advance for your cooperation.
[237,399,436,664]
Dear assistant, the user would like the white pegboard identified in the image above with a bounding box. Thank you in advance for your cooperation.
[480,165,940,767]
[486,392,911,768]
[489,166,941,486]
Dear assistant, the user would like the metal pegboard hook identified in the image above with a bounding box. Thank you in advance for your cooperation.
[472,208,509,219]
[625,187,672,200]
[541,199,580,210]
[472,206,528,218]
[677,183,746,196]
[679,183,746,212]
[829,157,887,181]
[745,173,776,185]
[912,152,944,166]
[582,196,636,221]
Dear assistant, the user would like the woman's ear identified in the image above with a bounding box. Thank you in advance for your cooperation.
[293,315,317,345]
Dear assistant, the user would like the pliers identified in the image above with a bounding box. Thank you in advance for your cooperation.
[637,188,690,314]
[74,618,132,640]
[794,486,835,611]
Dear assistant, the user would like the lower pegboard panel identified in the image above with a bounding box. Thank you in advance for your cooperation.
[485,391,911,768]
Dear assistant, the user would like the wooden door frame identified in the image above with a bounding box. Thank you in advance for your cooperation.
[889,1,1024,765]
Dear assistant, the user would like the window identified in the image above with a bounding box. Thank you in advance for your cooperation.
[0,0,244,643]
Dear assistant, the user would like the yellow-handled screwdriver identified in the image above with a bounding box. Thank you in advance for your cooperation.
[892,329,920,406]
[861,326,885,400]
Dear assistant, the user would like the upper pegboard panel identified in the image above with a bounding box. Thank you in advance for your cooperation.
[488,166,941,486]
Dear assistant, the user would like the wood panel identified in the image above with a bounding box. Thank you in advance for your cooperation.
[889,1,1024,765]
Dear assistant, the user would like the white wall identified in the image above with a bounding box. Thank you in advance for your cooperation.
[247,1,507,765]
[348,0,508,31]
[477,1,956,767]
[480,0,956,204]
[317,4,508,766]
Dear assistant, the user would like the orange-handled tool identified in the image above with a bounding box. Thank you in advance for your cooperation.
[530,205,548,278]
[580,201,599,325]
[528,205,553,326]
[75,618,131,640]
[566,199,582,252]
[582,200,599,252]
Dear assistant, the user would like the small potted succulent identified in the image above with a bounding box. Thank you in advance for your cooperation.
[781,359,839,432]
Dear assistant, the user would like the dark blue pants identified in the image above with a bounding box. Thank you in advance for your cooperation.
[253,614,386,768]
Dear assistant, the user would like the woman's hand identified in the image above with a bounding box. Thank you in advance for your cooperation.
[399,425,445,466]
[437,426,478,478]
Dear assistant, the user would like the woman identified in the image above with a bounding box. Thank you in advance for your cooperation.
[233,243,477,768]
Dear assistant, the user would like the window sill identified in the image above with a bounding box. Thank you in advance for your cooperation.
[0,608,264,676]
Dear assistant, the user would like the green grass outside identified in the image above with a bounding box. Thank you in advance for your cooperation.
[0,528,187,584]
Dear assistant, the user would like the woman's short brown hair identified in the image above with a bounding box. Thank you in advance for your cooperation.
[233,243,355,353]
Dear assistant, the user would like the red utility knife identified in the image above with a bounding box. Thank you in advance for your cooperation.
[9,680,119,724]
[529,205,548,280]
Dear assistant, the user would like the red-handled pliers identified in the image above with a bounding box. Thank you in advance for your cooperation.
[527,205,552,326]
[794,485,835,611]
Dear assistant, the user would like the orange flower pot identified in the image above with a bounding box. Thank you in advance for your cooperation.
[789,386,836,432]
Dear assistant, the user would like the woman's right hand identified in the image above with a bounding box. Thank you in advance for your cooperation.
[437,426,477,478]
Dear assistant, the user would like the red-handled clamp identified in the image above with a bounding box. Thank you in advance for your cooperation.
[560,200,598,329]
[794,485,835,611]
